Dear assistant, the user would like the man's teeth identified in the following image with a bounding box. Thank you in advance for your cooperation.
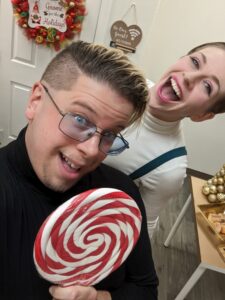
[63,155,78,170]
[171,78,181,98]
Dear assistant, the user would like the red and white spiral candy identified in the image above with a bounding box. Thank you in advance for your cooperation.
[33,188,142,286]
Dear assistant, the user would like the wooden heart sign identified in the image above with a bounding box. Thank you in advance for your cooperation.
[110,20,142,53]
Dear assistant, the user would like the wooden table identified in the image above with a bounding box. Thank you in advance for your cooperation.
[164,176,225,300]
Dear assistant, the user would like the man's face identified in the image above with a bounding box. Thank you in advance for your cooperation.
[25,75,134,192]
[149,47,225,121]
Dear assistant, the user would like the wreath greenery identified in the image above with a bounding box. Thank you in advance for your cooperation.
[11,0,86,51]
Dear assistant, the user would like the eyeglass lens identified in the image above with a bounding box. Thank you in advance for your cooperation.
[59,113,128,155]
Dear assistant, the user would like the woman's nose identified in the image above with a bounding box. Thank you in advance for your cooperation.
[182,72,201,90]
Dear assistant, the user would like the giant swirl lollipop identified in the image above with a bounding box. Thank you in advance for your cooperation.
[33,188,142,286]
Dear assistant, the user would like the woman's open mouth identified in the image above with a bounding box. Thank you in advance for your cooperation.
[158,77,181,102]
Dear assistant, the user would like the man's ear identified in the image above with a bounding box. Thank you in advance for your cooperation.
[25,82,43,121]
[190,112,215,122]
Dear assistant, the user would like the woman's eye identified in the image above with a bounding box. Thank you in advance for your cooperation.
[204,81,212,96]
[190,56,200,69]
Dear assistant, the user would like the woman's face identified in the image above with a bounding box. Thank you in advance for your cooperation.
[149,46,225,122]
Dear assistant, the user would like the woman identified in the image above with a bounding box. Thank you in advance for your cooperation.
[105,42,225,236]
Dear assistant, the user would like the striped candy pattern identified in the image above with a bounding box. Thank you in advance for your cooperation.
[33,188,142,286]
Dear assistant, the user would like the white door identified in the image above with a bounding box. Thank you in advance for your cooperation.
[0,0,102,147]
[0,0,159,147]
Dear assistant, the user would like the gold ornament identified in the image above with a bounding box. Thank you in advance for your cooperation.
[217,193,225,202]
[209,185,217,194]
[202,185,210,195]
[208,194,217,203]
[207,179,213,185]
[220,168,225,176]
[35,36,44,44]
[201,163,225,203]
[217,177,224,185]
[217,185,225,193]
[212,177,218,185]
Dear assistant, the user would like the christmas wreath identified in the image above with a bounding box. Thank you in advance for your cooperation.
[11,0,86,51]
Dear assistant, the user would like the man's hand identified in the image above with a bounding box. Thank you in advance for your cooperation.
[49,285,111,300]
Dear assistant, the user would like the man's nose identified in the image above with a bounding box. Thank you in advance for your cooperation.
[76,135,101,158]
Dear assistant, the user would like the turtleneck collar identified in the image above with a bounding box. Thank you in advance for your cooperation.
[142,110,181,135]
[6,127,88,202]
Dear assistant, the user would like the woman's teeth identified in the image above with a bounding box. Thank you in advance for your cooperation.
[171,78,181,99]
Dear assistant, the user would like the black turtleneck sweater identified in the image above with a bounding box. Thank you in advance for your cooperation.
[0,128,158,300]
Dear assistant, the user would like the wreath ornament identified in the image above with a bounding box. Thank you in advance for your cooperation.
[11,0,86,51]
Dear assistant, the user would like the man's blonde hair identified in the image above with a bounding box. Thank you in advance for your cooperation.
[41,41,149,124]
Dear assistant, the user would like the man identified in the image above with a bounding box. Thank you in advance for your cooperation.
[0,41,158,300]
[105,42,225,236]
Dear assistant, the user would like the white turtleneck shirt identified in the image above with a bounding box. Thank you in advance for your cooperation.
[104,81,188,224]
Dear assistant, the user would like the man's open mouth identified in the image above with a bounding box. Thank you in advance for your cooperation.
[160,77,181,102]
[60,153,81,172]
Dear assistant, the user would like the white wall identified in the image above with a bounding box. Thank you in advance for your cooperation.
[141,0,225,175]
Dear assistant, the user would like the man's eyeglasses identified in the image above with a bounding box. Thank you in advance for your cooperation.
[41,84,129,155]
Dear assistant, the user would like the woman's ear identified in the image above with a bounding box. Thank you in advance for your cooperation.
[190,112,215,122]
[25,82,43,121]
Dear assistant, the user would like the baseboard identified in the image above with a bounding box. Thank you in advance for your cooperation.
[187,168,212,180]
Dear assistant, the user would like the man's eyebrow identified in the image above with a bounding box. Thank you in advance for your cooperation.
[71,101,125,131]
[200,51,220,90]
[71,101,96,114]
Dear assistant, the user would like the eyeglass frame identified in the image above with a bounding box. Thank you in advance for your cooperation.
[41,83,129,155]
